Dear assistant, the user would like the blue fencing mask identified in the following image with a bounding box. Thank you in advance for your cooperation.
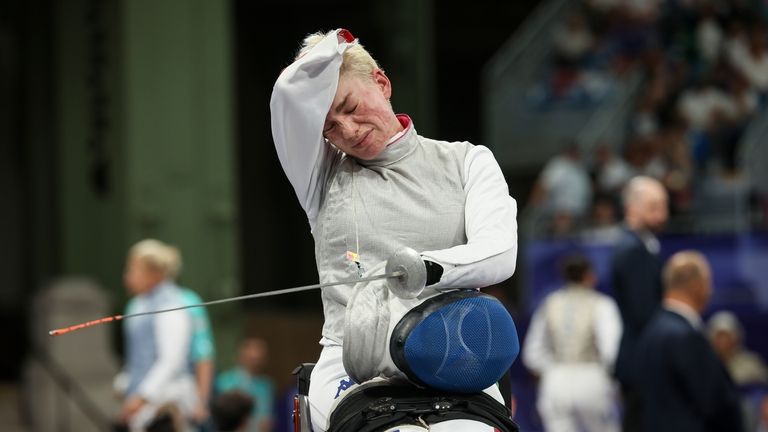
[389,290,519,393]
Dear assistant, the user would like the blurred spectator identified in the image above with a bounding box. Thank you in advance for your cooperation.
[608,8,660,72]
[147,404,183,432]
[658,123,694,215]
[553,12,596,68]
[631,96,660,137]
[724,20,750,69]
[696,5,724,64]
[592,143,634,198]
[610,176,667,432]
[530,143,593,236]
[729,27,768,94]
[113,403,184,432]
[621,0,661,24]
[179,286,216,428]
[624,138,666,181]
[706,72,756,176]
[727,72,760,122]
[677,76,741,175]
[641,135,668,180]
[115,239,197,430]
[582,194,623,243]
[708,311,768,386]
[634,251,744,432]
[641,49,677,108]
[211,391,254,432]
[216,338,275,432]
[523,254,622,432]
[676,78,734,132]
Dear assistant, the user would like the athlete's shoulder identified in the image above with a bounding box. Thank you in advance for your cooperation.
[419,134,474,150]
[179,287,203,304]
[417,135,475,165]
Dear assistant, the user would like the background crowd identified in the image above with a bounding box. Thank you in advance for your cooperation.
[528,0,768,237]
[520,2,768,430]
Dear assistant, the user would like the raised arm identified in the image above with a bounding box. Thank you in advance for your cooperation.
[270,31,352,229]
[521,305,554,375]
[421,145,518,289]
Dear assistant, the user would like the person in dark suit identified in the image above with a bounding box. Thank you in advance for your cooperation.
[635,251,744,432]
[610,176,668,432]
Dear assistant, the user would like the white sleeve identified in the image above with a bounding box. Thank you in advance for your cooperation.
[521,306,553,375]
[594,296,623,370]
[137,310,191,401]
[421,145,518,289]
[270,32,352,230]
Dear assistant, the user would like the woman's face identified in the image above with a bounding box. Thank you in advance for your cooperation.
[323,70,402,160]
[123,257,164,296]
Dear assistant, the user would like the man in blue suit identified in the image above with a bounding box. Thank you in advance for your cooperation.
[610,176,668,431]
[635,251,743,432]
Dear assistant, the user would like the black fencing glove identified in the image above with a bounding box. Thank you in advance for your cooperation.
[424,260,444,286]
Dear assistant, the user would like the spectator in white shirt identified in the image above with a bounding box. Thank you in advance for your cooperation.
[730,27,768,93]
[530,144,593,235]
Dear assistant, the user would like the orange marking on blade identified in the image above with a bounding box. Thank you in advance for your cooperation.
[48,315,124,336]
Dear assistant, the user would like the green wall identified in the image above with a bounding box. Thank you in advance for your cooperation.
[55,0,240,367]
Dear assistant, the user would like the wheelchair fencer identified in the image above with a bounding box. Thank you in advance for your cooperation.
[270,28,521,431]
[291,248,521,432]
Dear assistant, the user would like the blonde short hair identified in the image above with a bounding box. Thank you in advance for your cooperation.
[622,175,665,207]
[129,239,182,279]
[662,250,708,291]
[296,30,381,80]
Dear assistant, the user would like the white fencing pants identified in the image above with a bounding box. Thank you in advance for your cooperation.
[536,363,620,432]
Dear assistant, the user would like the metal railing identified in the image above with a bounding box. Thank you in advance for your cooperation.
[483,0,571,85]
[574,70,645,152]
[482,0,643,171]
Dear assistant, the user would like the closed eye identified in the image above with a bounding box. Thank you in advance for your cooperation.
[345,104,358,115]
